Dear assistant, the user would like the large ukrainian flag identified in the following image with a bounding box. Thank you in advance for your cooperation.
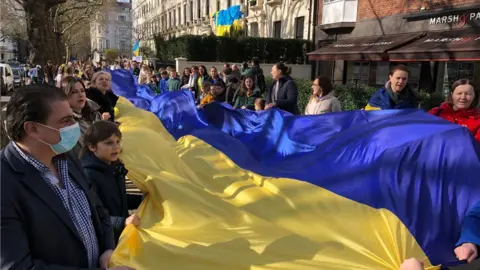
[213,5,243,36]
[109,70,480,269]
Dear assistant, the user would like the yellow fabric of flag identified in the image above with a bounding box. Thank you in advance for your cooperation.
[110,97,438,270]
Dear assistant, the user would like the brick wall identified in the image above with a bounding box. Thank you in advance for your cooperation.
[358,0,478,20]
[317,0,478,24]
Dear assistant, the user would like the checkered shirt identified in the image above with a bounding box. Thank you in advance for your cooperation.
[13,143,99,267]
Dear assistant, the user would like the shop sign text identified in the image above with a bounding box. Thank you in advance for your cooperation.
[429,12,480,28]
[423,36,480,43]
[334,41,394,48]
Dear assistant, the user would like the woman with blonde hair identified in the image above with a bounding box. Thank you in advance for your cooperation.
[304,76,341,115]
[138,64,151,85]
[86,71,119,122]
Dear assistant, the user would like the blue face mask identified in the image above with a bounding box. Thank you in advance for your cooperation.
[37,122,81,154]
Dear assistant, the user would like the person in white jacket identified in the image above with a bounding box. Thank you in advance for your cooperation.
[304,75,342,115]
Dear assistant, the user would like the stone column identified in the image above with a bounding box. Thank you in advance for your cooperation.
[176,57,188,73]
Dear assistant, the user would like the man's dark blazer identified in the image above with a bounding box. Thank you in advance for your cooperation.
[265,75,300,115]
[0,142,115,269]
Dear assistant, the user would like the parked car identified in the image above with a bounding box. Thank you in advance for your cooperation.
[12,68,25,88]
[0,64,14,95]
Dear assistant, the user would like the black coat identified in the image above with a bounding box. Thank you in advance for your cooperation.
[81,152,142,243]
[0,142,114,270]
[86,88,119,122]
[265,75,300,115]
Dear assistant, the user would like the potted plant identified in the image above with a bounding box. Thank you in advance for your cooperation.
[249,0,257,6]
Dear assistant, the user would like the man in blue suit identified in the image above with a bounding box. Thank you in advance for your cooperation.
[1,85,133,270]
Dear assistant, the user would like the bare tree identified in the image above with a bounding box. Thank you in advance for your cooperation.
[0,0,27,42]
[50,0,106,63]
[133,24,148,41]
[11,0,108,64]
[62,19,90,62]
[12,0,68,64]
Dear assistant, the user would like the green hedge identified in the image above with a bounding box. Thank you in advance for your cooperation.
[265,77,445,113]
[154,35,311,64]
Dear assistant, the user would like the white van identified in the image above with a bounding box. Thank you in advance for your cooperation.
[0,63,14,94]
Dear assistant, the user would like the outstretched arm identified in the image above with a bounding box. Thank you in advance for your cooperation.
[455,201,480,263]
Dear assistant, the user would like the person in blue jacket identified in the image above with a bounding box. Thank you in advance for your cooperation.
[401,201,480,269]
[455,200,480,263]
[81,120,143,243]
[365,65,418,110]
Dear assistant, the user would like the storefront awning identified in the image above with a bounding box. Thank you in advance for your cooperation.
[307,33,424,61]
[388,28,480,61]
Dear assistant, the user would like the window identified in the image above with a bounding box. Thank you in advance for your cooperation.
[250,22,259,37]
[173,9,176,26]
[206,0,210,15]
[273,21,281,38]
[405,62,421,91]
[118,27,127,36]
[217,0,220,11]
[98,25,102,34]
[197,0,201,19]
[178,7,181,25]
[227,0,231,7]
[105,39,110,49]
[118,15,127,21]
[104,25,109,34]
[119,40,128,51]
[375,62,390,85]
[183,4,187,23]
[190,1,194,21]
[294,16,304,39]
[169,11,172,28]
[443,62,475,95]
[351,62,370,86]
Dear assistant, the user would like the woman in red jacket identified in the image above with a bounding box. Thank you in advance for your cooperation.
[429,79,480,143]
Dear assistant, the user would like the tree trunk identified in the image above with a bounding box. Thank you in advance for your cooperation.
[24,0,66,65]
[24,1,49,65]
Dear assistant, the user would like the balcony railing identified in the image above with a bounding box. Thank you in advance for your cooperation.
[266,0,282,6]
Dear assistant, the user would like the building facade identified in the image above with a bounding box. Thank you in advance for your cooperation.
[0,0,27,63]
[91,0,134,58]
[0,39,17,63]
[132,0,312,53]
[309,0,480,94]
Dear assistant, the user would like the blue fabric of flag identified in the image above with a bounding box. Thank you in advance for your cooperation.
[109,69,480,266]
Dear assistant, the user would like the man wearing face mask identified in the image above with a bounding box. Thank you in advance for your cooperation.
[0,85,134,270]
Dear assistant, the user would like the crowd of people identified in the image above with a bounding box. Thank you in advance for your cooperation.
[0,56,479,270]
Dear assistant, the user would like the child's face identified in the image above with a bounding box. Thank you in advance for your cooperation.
[170,72,177,78]
[211,86,223,96]
[88,134,122,164]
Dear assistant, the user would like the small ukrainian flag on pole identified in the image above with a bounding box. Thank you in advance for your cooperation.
[132,40,140,57]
